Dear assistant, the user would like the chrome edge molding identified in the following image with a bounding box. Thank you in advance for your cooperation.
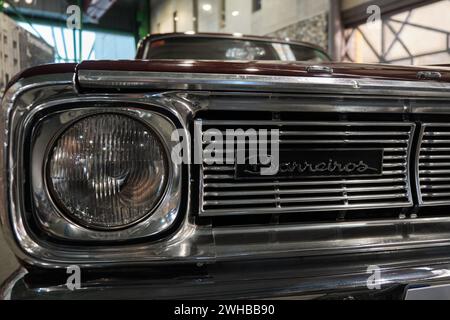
[0,268,28,300]
[79,70,450,97]
[5,72,450,269]
[0,75,215,268]
[7,251,450,299]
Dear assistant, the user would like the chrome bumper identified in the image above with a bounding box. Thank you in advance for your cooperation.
[4,249,450,300]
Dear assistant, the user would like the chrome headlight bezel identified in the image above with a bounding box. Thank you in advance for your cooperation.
[30,105,183,242]
[46,112,170,231]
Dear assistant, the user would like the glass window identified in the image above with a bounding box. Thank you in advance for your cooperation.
[144,36,329,62]
[18,22,136,62]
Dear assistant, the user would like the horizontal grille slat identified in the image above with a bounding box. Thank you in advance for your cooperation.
[204,131,410,137]
[198,119,414,217]
[204,193,408,207]
[203,148,406,162]
[421,140,450,144]
[420,155,450,160]
[202,203,409,216]
[204,170,408,180]
[279,131,409,136]
[200,120,412,127]
[204,185,406,197]
[419,162,450,167]
[204,177,407,189]
[204,139,409,145]
[421,147,450,152]
[385,155,407,160]
[420,170,450,175]
[418,124,450,205]
[420,177,450,182]
[384,148,408,152]
[420,184,450,190]
[383,163,407,168]
[422,192,450,198]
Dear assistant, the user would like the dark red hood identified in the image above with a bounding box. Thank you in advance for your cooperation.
[77,60,450,82]
[4,63,77,93]
[6,60,450,94]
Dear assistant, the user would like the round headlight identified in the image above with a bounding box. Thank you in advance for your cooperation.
[48,113,169,230]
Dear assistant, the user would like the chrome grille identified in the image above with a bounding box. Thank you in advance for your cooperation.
[198,120,415,217]
[418,123,450,205]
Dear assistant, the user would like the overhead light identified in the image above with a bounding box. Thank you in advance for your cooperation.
[202,3,212,12]
[174,16,179,21]
[232,11,240,17]
[3,2,10,8]
[25,0,34,4]
[185,31,196,35]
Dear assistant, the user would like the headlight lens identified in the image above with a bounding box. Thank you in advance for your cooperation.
[48,113,168,230]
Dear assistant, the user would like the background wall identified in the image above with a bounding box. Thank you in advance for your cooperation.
[342,0,450,65]
[0,12,21,94]
[0,231,18,285]
[341,0,373,11]
[151,0,195,33]
[150,0,330,49]
[268,12,328,50]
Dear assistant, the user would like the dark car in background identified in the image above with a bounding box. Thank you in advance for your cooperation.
[2,33,450,300]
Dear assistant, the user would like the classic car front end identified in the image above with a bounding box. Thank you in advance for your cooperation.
[3,34,450,300]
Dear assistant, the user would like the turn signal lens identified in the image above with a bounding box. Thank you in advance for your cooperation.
[48,114,168,229]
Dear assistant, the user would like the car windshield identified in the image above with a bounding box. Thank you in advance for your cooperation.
[141,36,330,62]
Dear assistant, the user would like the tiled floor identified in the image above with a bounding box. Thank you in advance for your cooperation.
[0,230,18,285]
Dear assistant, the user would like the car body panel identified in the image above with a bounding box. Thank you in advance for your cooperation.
[4,33,450,300]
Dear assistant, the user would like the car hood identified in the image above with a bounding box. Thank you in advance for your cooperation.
[6,60,450,94]
[76,60,450,82]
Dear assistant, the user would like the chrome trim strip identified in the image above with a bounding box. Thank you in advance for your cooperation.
[417,71,442,81]
[208,94,409,113]
[0,268,28,300]
[306,65,334,75]
[204,178,407,187]
[7,260,450,299]
[405,283,450,300]
[78,70,450,97]
[213,219,450,259]
[204,185,405,196]
[201,120,415,126]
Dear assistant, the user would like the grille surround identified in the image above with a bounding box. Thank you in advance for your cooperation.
[417,123,450,205]
[198,119,415,217]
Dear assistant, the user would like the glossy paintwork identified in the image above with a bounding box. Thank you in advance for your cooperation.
[5,63,77,93]
[77,59,450,83]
